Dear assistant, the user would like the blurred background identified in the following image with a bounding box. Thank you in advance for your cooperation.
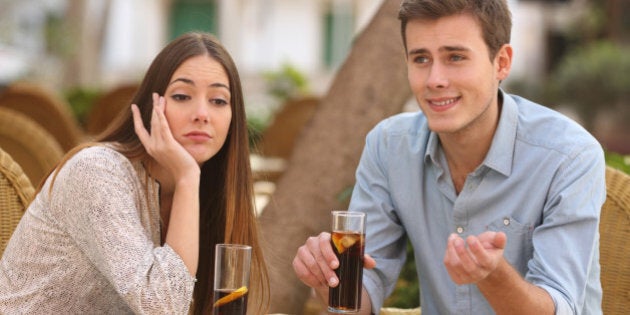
[0,0,629,312]
[1,0,628,155]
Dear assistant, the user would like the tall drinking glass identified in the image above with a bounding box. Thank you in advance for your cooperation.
[212,244,251,315]
[328,210,366,313]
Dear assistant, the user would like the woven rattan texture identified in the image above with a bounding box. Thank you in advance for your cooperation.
[600,166,630,314]
[0,82,84,151]
[0,107,64,186]
[0,148,35,256]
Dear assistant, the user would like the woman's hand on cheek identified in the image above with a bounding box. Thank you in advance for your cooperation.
[131,93,200,180]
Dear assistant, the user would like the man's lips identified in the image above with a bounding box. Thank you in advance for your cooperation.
[426,96,460,112]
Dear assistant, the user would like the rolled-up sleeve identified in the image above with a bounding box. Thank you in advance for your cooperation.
[350,123,408,311]
[526,144,606,314]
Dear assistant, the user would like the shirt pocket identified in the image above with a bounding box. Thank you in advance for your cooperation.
[488,216,534,276]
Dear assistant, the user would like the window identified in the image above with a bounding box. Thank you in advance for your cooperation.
[322,2,354,69]
[169,0,217,40]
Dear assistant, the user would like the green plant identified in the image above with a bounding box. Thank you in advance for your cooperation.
[383,241,420,308]
[263,63,310,101]
[247,114,269,151]
[65,87,101,126]
[547,41,630,130]
[605,151,630,174]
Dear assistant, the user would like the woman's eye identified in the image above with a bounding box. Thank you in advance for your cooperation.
[210,98,228,106]
[171,94,189,101]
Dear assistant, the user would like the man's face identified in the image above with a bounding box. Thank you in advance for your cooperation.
[405,13,511,136]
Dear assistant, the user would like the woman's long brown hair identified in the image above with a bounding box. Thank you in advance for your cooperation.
[55,32,269,313]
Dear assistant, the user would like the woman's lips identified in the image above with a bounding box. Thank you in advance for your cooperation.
[185,131,211,142]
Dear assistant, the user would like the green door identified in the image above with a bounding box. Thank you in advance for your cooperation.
[169,0,218,40]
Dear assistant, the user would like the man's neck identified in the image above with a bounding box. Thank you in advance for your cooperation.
[439,99,502,193]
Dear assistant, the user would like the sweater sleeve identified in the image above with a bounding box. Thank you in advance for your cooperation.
[49,147,195,314]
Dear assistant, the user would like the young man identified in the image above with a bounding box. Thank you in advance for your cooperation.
[292,0,605,314]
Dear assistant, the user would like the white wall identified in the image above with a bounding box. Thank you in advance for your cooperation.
[101,0,167,87]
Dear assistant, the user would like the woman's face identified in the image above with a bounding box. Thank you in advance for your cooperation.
[163,55,232,164]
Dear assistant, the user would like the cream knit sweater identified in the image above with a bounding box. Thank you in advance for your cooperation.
[0,145,195,314]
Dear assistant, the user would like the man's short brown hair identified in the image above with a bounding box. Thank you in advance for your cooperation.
[398,0,512,60]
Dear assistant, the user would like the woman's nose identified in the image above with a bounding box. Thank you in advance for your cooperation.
[192,101,209,123]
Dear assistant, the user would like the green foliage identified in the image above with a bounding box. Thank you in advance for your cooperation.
[64,87,101,126]
[247,114,269,151]
[263,63,310,101]
[383,241,420,308]
[605,151,630,174]
[547,41,630,128]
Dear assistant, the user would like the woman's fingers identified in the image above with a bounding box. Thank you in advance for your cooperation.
[152,93,172,141]
[131,104,149,144]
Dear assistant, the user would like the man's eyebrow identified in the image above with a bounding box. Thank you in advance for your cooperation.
[407,45,471,56]
[168,78,229,90]
[441,45,470,52]
[408,48,429,56]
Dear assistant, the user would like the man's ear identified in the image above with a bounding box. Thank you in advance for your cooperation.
[495,44,513,81]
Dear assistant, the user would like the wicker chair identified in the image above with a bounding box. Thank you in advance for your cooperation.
[0,147,35,256]
[85,83,139,136]
[253,96,319,182]
[256,96,319,160]
[600,166,630,314]
[380,307,421,315]
[0,107,64,186]
[0,81,84,151]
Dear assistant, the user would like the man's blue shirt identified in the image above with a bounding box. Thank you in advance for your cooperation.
[350,91,605,314]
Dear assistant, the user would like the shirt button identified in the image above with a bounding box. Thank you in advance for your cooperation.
[456,226,464,234]
[503,218,511,226]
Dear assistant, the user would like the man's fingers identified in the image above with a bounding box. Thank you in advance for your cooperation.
[467,236,492,267]
[310,233,338,287]
[319,232,339,269]
[294,246,327,287]
[493,231,507,249]
[363,254,377,269]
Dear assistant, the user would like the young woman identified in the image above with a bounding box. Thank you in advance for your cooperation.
[0,32,269,314]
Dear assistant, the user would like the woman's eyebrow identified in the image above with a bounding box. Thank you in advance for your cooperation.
[168,78,229,91]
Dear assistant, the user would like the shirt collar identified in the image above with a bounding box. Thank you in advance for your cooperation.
[424,89,518,177]
[483,89,517,176]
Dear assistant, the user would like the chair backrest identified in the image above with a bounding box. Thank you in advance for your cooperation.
[256,96,319,159]
[380,307,421,315]
[85,83,139,136]
[0,147,35,256]
[600,166,630,314]
[0,81,84,151]
[0,107,64,186]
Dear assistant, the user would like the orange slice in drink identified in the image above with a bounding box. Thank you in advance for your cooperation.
[213,286,248,308]
[332,234,357,254]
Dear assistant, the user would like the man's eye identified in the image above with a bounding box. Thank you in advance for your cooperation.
[414,56,429,64]
[450,55,465,61]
